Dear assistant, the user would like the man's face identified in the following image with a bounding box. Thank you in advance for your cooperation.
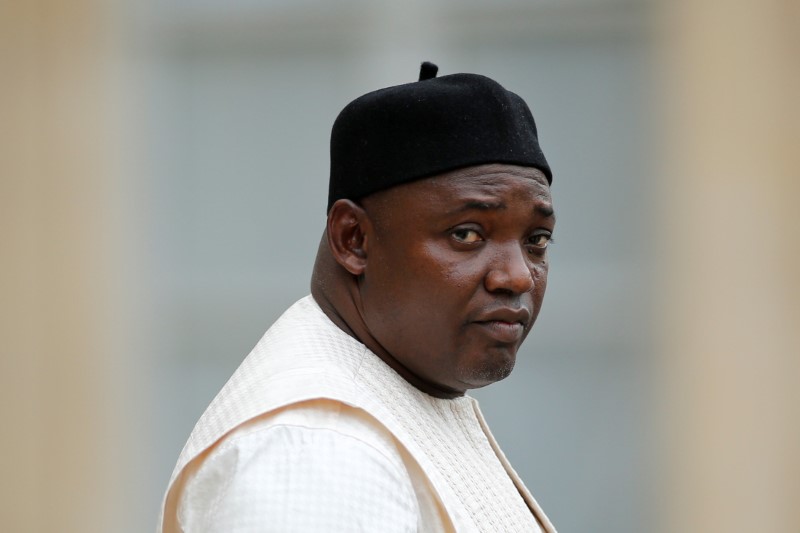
[359,163,554,395]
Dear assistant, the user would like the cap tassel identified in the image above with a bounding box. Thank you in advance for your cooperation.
[419,61,438,81]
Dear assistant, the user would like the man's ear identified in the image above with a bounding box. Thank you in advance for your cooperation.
[326,199,371,276]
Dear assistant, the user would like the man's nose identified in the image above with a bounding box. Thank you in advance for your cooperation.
[484,242,534,295]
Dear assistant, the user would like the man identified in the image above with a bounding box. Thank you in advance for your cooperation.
[159,62,557,532]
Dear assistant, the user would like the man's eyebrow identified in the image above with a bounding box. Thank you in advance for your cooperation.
[535,204,555,219]
[446,200,507,215]
[445,200,555,219]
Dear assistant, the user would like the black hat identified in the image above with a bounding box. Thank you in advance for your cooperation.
[328,62,552,212]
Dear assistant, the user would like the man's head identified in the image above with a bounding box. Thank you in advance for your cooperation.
[312,63,554,398]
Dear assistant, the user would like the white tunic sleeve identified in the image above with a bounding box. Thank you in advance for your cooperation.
[177,409,420,533]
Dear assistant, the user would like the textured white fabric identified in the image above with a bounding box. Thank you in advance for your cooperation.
[160,296,555,533]
[178,401,422,532]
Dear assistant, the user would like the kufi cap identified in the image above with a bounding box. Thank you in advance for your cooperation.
[327,62,552,211]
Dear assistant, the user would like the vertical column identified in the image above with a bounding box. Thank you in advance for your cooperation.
[656,1,800,531]
[0,1,122,531]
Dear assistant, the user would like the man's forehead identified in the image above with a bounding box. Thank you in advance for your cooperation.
[420,164,552,198]
[435,164,549,185]
[361,164,553,220]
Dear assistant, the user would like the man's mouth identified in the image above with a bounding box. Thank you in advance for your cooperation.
[471,306,531,343]
[472,319,526,343]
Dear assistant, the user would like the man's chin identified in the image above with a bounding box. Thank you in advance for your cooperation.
[460,353,517,389]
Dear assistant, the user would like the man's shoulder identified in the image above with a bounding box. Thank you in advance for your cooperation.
[245,294,367,378]
[221,398,404,462]
[164,296,382,495]
[176,399,421,533]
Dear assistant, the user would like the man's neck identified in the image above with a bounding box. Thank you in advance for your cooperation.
[310,235,464,399]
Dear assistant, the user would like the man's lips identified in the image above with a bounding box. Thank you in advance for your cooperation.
[473,320,525,343]
[471,307,531,343]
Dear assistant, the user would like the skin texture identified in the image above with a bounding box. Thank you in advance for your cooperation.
[311,163,555,399]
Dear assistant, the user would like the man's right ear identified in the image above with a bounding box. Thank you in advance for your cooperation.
[326,199,370,276]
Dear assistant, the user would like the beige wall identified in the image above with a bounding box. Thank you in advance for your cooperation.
[0,1,123,531]
[656,0,800,531]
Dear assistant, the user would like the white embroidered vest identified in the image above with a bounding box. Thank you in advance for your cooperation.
[159,296,556,533]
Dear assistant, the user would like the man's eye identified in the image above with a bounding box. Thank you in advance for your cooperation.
[452,228,482,243]
[528,234,552,249]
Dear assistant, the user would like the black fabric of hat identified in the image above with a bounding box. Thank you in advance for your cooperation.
[327,62,552,212]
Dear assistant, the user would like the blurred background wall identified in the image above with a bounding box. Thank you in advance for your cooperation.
[1,0,797,532]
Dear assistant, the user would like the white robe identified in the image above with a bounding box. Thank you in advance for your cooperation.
[159,296,556,532]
